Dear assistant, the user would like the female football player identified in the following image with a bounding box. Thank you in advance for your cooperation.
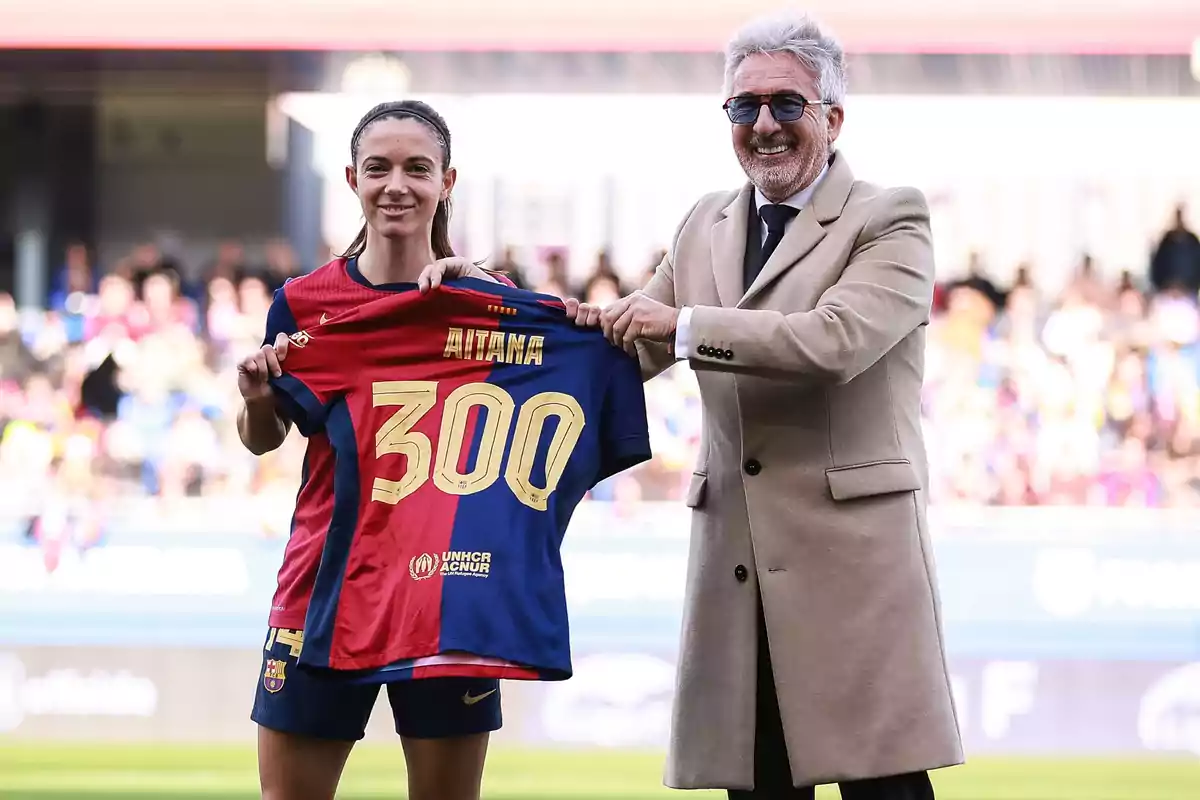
[236,100,502,800]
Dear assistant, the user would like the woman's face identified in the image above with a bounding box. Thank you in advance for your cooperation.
[346,117,455,243]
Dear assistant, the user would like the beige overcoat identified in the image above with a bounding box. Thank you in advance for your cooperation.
[638,153,964,790]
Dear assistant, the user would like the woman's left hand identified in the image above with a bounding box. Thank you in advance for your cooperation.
[417,256,484,293]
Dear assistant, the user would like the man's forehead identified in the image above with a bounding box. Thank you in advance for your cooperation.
[731,51,817,95]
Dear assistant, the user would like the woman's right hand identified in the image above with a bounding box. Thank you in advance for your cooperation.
[563,298,603,328]
[417,256,483,293]
[237,332,290,403]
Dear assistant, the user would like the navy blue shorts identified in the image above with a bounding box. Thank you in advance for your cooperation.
[251,628,502,741]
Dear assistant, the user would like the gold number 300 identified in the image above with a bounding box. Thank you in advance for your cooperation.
[370,380,586,511]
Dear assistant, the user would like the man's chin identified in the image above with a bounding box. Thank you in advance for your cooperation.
[750,173,801,201]
[739,157,792,187]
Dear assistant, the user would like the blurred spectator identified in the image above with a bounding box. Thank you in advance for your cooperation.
[47,242,97,343]
[947,251,1006,311]
[580,250,628,308]
[537,251,573,297]
[591,250,622,286]
[140,268,200,334]
[205,276,244,347]
[492,246,530,289]
[1149,204,1200,297]
[208,240,247,284]
[0,292,38,383]
[262,238,302,293]
[1067,254,1109,308]
[583,274,622,308]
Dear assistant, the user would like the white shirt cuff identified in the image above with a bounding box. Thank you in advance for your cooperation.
[674,306,693,360]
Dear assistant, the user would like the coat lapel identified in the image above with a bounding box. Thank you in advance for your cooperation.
[737,153,855,309]
[710,186,753,309]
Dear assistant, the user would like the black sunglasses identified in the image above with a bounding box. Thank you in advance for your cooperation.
[722,93,831,125]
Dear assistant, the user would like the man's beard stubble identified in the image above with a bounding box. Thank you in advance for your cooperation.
[737,134,829,202]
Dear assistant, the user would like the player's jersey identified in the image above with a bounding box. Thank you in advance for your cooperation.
[269,276,650,682]
[262,258,515,631]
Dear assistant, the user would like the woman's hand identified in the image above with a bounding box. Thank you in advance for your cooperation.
[417,257,488,293]
[563,298,603,327]
[237,333,289,403]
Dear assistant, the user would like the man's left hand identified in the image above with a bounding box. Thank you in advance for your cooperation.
[600,292,679,357]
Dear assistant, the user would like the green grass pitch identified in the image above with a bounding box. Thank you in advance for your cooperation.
[0,744,1197,799]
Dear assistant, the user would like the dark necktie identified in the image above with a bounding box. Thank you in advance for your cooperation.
[759,203,799,266]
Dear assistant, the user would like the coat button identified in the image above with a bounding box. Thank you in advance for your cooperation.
[744,459,761,475]
[697,345,710,356]
[724,349,734,359]
[734,564,748,582]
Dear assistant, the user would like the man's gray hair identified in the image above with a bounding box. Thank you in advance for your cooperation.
[723,11,847,105]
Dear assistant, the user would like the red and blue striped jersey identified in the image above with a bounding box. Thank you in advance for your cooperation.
[262,258,516,632]
[269,276,650,682]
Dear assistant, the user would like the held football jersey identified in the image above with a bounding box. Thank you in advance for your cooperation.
[269,277,650,682]
[264,258,517,632]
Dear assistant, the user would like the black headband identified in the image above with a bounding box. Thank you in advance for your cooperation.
[356,106,451,161]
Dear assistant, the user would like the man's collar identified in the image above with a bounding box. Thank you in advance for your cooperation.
[754,160,830,212]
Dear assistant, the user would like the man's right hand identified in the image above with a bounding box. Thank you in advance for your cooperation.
[563,298,603,328]
[237,332,290,402]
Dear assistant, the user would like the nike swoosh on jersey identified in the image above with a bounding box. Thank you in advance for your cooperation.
[462,689,497,706]
[320,313,330,324]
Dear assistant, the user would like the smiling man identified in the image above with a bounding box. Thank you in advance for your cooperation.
[567,10,965,800]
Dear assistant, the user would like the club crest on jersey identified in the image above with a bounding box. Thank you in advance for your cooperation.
[263,658,287,693]
[288,330,312,348]
[410,552,441,580]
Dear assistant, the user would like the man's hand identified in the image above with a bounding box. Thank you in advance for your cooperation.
[599,292,679,357]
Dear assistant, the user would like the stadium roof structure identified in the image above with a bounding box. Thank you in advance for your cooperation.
[0,0,1197,55]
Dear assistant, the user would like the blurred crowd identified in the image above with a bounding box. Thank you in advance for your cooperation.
[2,205,1200,537]
[926,205,1200,507]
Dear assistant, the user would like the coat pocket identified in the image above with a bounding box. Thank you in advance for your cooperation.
[685,472,708,508]
[825,459,921,501]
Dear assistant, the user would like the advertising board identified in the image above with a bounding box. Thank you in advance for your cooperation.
[2,502,1199,753]
[3,503,1199,661]
[3,646,1200,756]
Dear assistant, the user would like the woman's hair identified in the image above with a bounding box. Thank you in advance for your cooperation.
[338,100,455,261]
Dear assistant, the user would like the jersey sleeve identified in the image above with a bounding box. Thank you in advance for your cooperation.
[263,287,300,345]
[261,287,323,432]
[268,325,353,438]
[595,349,652,485]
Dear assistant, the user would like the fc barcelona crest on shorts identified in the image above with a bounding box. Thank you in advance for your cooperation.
[263,658,287,693]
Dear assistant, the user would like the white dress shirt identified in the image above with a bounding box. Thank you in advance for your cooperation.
[674,164,828,359]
